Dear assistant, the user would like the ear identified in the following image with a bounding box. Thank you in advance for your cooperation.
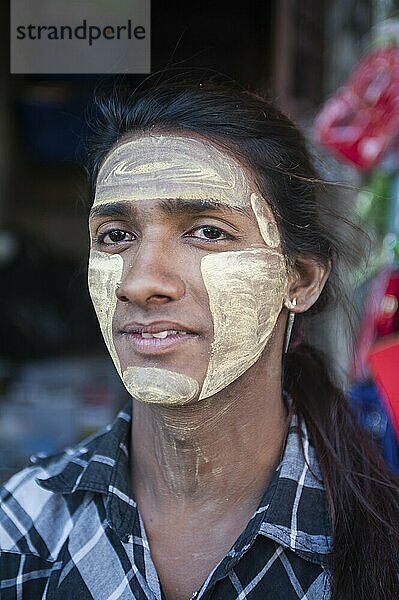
[285,257,331,313]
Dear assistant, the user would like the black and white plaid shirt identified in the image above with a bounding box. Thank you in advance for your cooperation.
[0,403,333,599]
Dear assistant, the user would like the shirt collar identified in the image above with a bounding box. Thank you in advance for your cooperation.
[35,403,135,540]
[35,404,333,559]
[224,414,333,569]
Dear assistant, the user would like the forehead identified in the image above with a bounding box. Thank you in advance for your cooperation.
[94,134,253,208]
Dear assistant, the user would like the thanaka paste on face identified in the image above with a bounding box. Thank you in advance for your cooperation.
[250,193,281,248]
[88,135,288,405]
[94,135,249,207]
[88,251,122,372]
[123,367,199,404]
[199,248,286,399]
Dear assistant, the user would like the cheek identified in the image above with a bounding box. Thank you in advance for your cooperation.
[199,248,287,399]
[88,250,123,373]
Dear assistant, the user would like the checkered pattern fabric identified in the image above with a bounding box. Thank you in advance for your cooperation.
[0,403,333,599]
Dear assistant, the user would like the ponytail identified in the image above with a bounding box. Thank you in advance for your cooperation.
[284,344,399,600]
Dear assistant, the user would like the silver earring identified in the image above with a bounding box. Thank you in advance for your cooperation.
[116,282,121,289]
[284,298,297,353]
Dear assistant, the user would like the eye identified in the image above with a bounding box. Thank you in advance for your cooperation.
[96,229,135,245]
[190,225,233,241]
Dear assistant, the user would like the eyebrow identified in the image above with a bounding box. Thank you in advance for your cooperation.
[89,198,251,220]
[160,198,250,216]
[89,201,130,220]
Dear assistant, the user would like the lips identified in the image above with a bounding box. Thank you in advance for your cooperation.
[121,321,195,335]
[118,321,198,355]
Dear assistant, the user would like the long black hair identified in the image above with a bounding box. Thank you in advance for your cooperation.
[86,76,399,599]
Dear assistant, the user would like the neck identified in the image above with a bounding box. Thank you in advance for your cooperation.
[130,355,288,518]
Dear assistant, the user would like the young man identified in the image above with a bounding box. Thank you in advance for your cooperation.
[2,83,398,600]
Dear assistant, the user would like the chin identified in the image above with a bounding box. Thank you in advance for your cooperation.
[121,364,201,406]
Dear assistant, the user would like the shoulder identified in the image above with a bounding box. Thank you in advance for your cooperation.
[0,430,106,561]
[0,457,71,597]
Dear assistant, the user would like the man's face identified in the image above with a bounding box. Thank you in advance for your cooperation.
[88,134,288,405]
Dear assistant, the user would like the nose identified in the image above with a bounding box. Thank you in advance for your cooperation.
[116,242,186,306]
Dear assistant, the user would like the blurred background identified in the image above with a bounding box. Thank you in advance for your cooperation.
[1,0,399,482]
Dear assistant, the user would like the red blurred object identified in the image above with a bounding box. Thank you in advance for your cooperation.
[368,335,399,439]
[315,45,399,170]
[350,269,399,381]
[376,271,399,337]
